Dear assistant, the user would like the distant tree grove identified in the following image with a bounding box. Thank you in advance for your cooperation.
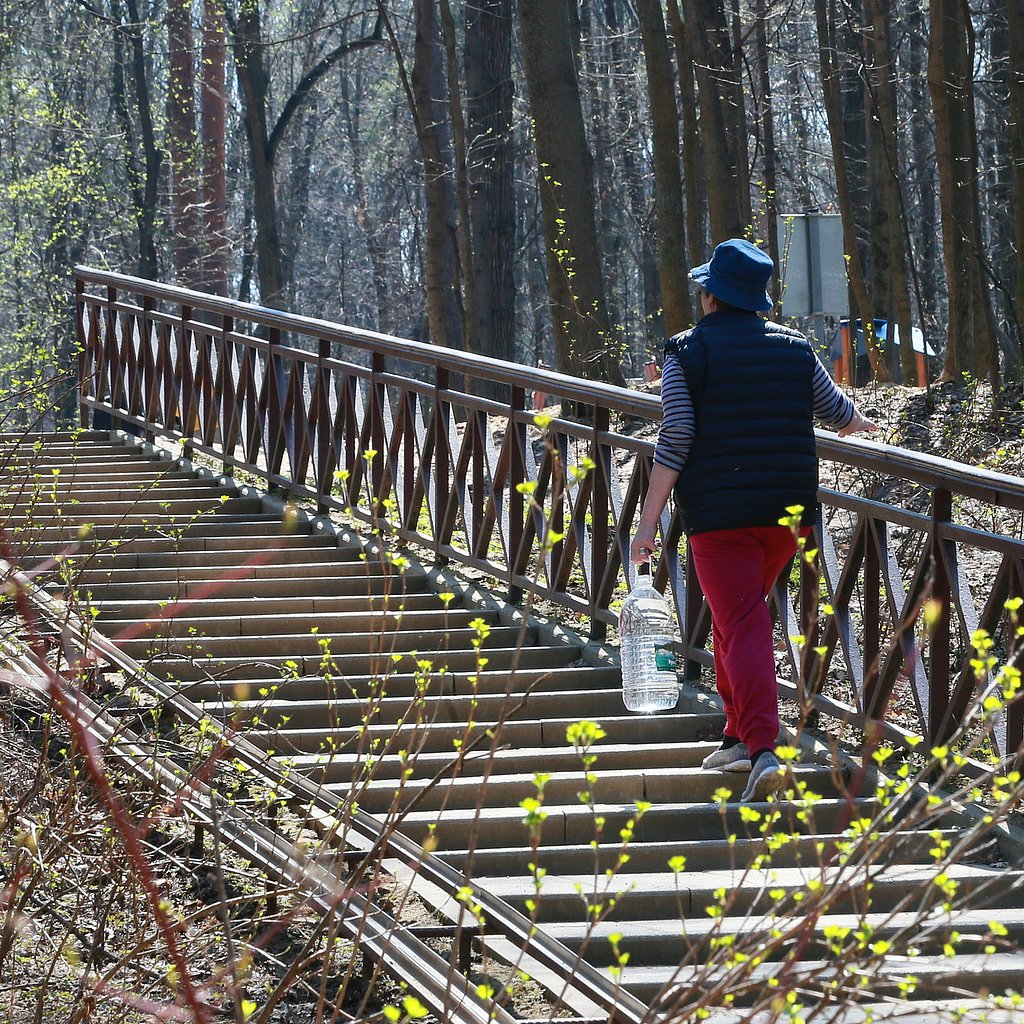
[1,0,1022,411]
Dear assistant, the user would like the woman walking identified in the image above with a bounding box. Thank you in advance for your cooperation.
[630,238,877,802]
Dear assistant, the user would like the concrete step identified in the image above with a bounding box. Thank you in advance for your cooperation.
[439,829,979,876]
[19,537,350,575]
[62,559,395,584]
[0,452,162,470]
[1,467,197,486]
[0,448,157,464]
[6,516,300,544]
[115,606,500,638]
[0,499,267,527]
[395,797,881,850]
[90,592,460,620]
[820,1001,1022,1024]
[0,430,108,443]
[213,715,552,754]
[115,623,533,659]
[1,495,262,518]
[24,532,340,557]
[321,763,851,814]
[1,482,232,503]
[214,705,719,747]
[146,642,578,681]
[202,688,647,737]
[61,545,355,572]
[616,950,1024,1005]
[177,662,618,705]
[265,738,703,778]
[482,861,1017,927]
[73,571,428,602]
[1,438,131,452]
[544,905,1024,974]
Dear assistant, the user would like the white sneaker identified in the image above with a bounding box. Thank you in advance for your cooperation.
[741,751,785,802]
[701,742,751,772]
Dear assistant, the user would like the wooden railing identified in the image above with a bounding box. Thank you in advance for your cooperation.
[76,267,1024,760]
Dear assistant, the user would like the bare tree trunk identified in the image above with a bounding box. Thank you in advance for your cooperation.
[863,5,892,374]
[907,4,940,330]
[815,0,889,381]
[635,0,691,333]
[167,0,203,287]
[518,0,622,384]
[928,0,1000,385]
[865,0,915,382]
[465,0,515,366]
[667,0,706,269]
[439,0,475,353]
[228,3,382,310]
[231,1,286,308]
[603,0,664,352]
[728,0,751,228]
[281,101,318,310]
[341,68,391,332]
[201,0,228,294]
[411,0,463,349]
[111,0,161,279]
[681,0,747,242]
[579,1,626,344]
[753,0,779,307]
[1009,0,1024,364]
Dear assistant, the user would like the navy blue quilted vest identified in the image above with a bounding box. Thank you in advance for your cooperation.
[665,309,818,537]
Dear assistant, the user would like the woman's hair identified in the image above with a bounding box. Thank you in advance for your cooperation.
[698,287,746,315]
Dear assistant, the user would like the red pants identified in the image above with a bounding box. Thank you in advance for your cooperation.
[689,525,807,754]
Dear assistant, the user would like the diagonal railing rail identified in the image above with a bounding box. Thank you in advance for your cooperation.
[75,267,1024,761]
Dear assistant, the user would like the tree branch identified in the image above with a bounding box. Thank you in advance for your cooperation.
[267,14,384,160]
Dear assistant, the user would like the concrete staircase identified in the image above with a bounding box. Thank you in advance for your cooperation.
[4,431,1022,1021]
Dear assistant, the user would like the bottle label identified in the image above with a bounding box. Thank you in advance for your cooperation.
[654,643,675,671]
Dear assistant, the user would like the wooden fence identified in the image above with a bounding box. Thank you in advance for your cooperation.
[76,267,1024,761]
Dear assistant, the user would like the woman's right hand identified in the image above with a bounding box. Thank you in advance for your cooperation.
[630,524,658,564]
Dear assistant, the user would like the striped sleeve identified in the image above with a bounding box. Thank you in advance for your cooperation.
[811,353,856,429]
[653,356,696,472]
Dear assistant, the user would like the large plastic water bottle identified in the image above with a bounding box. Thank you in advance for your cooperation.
[619,563,680,713]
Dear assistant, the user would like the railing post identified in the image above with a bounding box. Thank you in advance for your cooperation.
[507,386,527,603]
[471,409,485,552]
[75,276,88,428]
[265,326,286,484]
[799,517,822,720]
[402,389,417,529]
[316,337,331,513]
[683,540,705,682]
[216,314,235,474]
[433,365,450,564]
[141,296,157,443]
[929,488,953,746]
[370,351,387,517]
[862,517,881,715]
[179,303,195,460]
[1007,565,1024,757]
[104,285,120,431]
[589,405,610,641]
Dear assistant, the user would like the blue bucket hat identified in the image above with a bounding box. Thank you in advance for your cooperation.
[689,238,774,312]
